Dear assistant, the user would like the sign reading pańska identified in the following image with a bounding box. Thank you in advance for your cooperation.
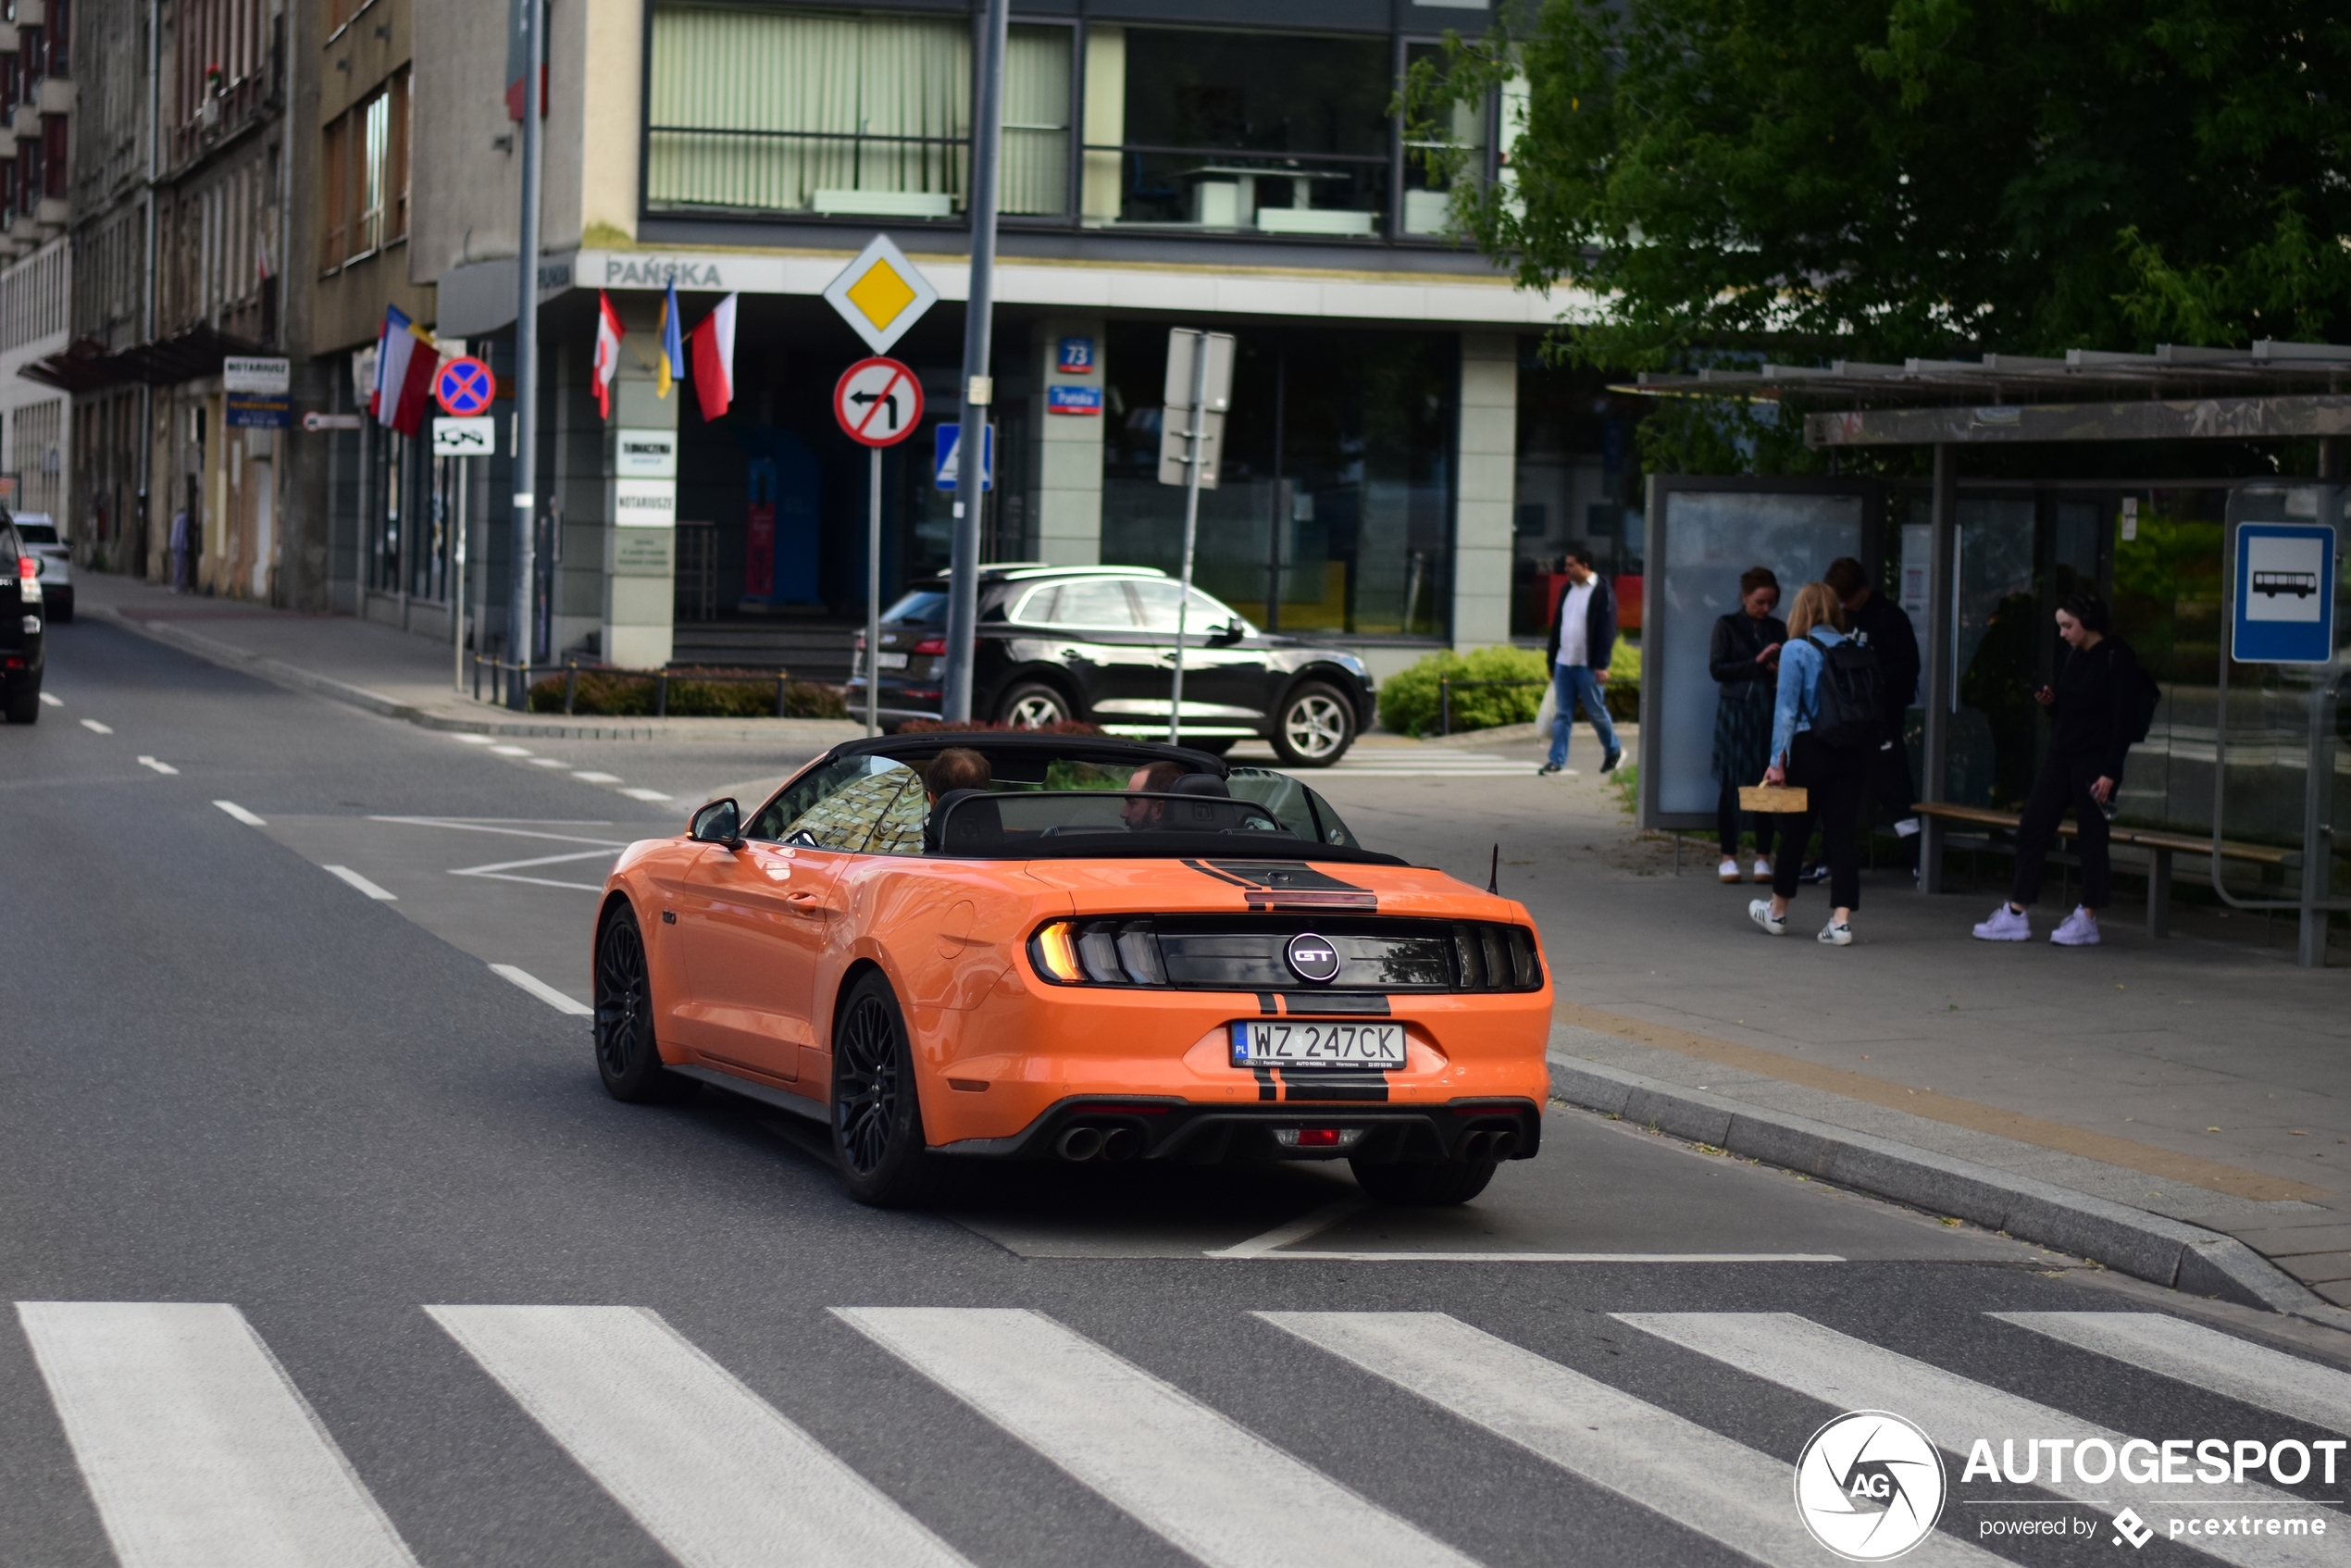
[820,235,939,356]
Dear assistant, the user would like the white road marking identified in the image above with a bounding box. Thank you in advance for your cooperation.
[448,733,499,744]
[1261,1313,1999,1568]
[1223,1251,1847,1263]
[528,757,567,767]
[836,1307,1480,1568]
[452,847,616,892]
[137,756,180,775]
[1618,1313,2332,1568]
[1206,1202,1363,1258]
[367,816,626,845]
[571,771,622,783]
[213,800,266,826]
[81,718,114,734]
[322,865,398,901]
[618,787,673,802]
[429,1305,970,1568]
[489,964,593,1015]
[1993,1312,2351,1435]
[39,690,61,705]
[14,1301,421,1568]
[489,744,531,757]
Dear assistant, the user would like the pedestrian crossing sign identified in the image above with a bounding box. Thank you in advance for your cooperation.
[822,235,939,355]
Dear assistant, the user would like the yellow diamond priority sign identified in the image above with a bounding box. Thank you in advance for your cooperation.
[822,235,939,355]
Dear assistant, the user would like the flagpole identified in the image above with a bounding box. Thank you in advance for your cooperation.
[508,0,544,710]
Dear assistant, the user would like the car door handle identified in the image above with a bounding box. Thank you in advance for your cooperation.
[786,890,832,914]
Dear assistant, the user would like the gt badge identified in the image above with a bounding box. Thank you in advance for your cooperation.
[1286,932,1341,983]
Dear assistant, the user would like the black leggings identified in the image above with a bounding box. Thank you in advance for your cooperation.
[2011,753,2111,909]
[1716,776,1779,860]
[1771,733,1869,910]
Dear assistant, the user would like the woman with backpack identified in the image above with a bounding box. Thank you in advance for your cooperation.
[1749,581,1875,945]
[1972,593,2146,948]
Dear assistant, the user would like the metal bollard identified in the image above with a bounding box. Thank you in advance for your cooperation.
[564,660,578,716]
[775,672,789,718]
[1439,678,1451,738]
[654,671,669,718]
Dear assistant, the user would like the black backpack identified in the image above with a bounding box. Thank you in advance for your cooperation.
[1807,632,1883,751]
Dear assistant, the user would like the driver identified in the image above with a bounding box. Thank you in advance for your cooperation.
[925,746,991,804]
[1120,759,1188,830]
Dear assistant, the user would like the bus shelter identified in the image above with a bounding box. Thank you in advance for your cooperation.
[1627,342,2349,967]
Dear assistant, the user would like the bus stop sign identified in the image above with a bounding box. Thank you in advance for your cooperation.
[2233,521,2336,665]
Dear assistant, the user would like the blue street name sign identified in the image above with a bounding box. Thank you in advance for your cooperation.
[933,422,994,492]
[2233,521,2337,665]
[1047,386,1103,416]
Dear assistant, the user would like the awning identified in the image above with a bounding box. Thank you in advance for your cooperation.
[19,326,271,393]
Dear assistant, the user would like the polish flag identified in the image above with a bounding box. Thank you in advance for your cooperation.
[690,292,737,422]
[373,305,439,437]
[591,291,625,421]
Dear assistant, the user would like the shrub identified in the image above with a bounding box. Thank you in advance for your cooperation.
[528,668,850,718]
[1377,646,1550,737]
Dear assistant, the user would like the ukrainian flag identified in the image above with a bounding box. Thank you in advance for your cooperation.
[656,279,683,399]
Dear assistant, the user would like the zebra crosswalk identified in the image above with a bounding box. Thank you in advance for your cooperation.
[11,1301,2345,1568]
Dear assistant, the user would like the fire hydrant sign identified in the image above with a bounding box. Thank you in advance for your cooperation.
[2233,521,2336,665]
[821,236,939,355]
[833,357,924,448]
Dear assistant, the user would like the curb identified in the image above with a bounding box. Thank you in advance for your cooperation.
[93,607,860,742]
[1548,1052,2349,1326]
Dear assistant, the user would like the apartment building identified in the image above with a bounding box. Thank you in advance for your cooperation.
[393,0,1639,678]
[0,0,78,529]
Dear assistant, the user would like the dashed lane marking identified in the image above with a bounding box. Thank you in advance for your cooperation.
[489,745,531,757]
[80,718,113,734]
[572,771,622,783]
[213,800,267,827]
[136,756,180,775]
[529,757,567,767]
[489,964,594,1015]
[448,733,498,744]
[618,787,674,803]
[323,865,399,902]
[38,691,60,706]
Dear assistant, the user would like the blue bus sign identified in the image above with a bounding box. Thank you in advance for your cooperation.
[2233,521,2336,665]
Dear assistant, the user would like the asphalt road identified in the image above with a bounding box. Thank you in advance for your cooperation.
[4,618,2347,1568]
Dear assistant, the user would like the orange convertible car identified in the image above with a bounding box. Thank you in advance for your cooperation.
[593,734,1552,1206]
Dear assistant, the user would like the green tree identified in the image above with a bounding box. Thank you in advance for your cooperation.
[1408,0,2351,375]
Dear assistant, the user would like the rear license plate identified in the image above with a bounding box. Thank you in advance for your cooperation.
[877,652,910,670]
[1230,1020,1405,1070]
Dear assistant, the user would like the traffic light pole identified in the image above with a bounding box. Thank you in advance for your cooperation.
[940,0,1009,724]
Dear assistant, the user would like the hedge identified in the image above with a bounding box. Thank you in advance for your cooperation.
[1377,643,1644,736]
[529,668,849,718]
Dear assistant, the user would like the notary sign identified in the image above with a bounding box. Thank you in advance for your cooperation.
[224,355,291,428]
[2233,522,2336,665]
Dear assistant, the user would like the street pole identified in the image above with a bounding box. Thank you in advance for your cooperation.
[453,454,467,693]
[866,445,881,737]
[1167,335,1208,745]
[941,0,1010,723]
[508,0,544,711]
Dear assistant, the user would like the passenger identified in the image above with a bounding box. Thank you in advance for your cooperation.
[1709,566,1785,884]
[1826,556,1924,877]
[1972,593,2141,948]
[1749,582,1869,946]
[1120,759,1188,830]
[924,746,991,803]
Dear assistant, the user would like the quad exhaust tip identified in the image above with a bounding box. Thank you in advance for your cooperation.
[1056,1126,1105,1162]
[1055,1123,1144,1163]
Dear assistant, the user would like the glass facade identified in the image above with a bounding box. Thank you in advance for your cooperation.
[1099,322,1454,639]
[1511,355,1645,637]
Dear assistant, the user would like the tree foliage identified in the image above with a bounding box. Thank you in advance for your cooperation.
[1407,0,2351,372]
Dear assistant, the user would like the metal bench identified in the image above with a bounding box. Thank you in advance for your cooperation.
[1910,802,2299,938]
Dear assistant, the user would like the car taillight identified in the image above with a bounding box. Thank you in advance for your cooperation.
[1029,918,1165,985]
[1453,924,1543,989]
[16,556,31,581]
[913,637,946,655]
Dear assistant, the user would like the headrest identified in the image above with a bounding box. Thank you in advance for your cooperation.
[1168,772,1231,798]
[926,789,1001,852]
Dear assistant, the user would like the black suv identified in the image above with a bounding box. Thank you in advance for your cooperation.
[849,566,1376,766]
[0,516,46,724]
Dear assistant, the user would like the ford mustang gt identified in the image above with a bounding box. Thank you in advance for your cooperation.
[593,734,1551,1206]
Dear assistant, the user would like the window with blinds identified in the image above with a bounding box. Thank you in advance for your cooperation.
[646,6,1070,219]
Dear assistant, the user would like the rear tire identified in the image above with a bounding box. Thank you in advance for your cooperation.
[594,905,698,1103]
[998,680,1075,729]
[1349,1156,1497,1205]
[48,594,71,624]
[5,687,39,725]
[831,970,933,1206]
[1271,681,1355,767]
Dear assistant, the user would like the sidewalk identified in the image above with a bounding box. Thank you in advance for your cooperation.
[80,571,865,745]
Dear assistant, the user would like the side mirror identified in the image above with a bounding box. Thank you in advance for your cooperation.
[690,798,744,849]
[1209,621,1245,646]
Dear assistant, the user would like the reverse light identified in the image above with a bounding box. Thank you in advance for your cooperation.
[1274,1126,1363,1150]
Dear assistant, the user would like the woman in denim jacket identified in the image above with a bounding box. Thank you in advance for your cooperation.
[1749,581,1870,945]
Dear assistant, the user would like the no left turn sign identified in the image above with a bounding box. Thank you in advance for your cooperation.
[833,357,923,448]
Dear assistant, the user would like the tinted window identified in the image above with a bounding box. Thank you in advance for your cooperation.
[882,590,947,624]
[1131,579,1245,634]
[15,524,56,544]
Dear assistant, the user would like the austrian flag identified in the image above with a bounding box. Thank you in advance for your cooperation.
[373,305,439,436]
[690,292,737,421]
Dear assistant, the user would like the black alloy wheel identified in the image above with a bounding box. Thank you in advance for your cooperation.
[1348,1155,1498,1205]
[831,970,932,1206]
[594,905,695,1103]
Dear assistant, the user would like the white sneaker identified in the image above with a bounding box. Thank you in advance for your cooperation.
[1752,857,1773,883]
[1748,899,1788,937]
[1972,904,2032,941]
[1719,858,1742,883]
[2051,906,2101,946]
[1817,921,1853,946]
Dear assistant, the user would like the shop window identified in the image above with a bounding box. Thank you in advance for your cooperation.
[1082,28,1390,237]
[1512,352,1646,637]
[646,6,1071,220]
[1100,323,1453,639]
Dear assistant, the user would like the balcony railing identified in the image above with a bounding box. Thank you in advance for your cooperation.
[1086,143,1390,239]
